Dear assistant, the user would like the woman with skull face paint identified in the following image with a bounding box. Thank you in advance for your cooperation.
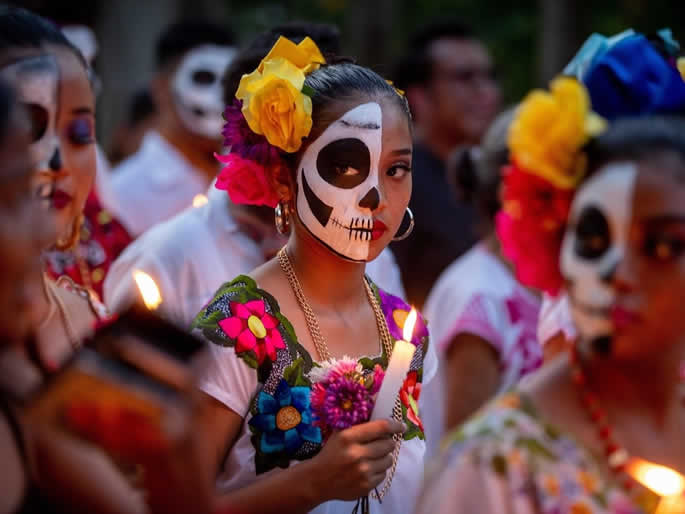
[416,83,685,512]
[195,37,437,514]
[0,7,115,375]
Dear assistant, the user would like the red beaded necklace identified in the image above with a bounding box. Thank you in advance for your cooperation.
[569,344,635,493]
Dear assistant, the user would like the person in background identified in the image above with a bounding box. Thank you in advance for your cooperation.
[391,20,501,308]
[104,23,406,328]
[104,20,237,238]
[423,108,542,434]
[35,23,133,300]
[416,110,685,514]
[108,88,157,165]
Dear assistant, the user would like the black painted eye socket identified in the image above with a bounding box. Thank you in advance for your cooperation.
[24,103,48,142]
[316,138,370,189]
[574,205,611,259]
[192,69,216,85]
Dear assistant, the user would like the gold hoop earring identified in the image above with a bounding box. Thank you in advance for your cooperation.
[55,213,83,251]
[275,201,291,235]
[392,207,414,241]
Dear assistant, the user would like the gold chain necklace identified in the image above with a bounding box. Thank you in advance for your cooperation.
[277,247,403,501]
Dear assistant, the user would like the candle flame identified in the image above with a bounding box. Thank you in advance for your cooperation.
[626,458,685,497]
[403,308,418,342]
[133,270,162,310]
[192,194,208,208]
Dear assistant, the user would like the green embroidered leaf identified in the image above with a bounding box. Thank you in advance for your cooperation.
[192,309,224,330]
[240,351,259,370]
[491,454,508,476]
[301,84,315,97]
[283,358,310,387]
[359,355,386,370]
[201,327,231,348]
[515,437,557,460]
[400,403,425,441]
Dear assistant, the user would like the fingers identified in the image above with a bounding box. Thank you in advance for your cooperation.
[367,454,394,476]
[361,437,396,460]
[344,419,405,443]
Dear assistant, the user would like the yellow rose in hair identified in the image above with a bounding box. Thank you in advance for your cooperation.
[259,36,326,75]
[237,58,313,153]
[509,77,606,189]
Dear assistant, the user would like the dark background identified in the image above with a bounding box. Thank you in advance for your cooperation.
[8,0,685,147]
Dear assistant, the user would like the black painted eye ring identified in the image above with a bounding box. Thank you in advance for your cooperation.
[316,138,370,189]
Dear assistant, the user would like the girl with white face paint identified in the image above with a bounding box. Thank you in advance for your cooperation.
[417,116,685,514]
[195,39,437,514]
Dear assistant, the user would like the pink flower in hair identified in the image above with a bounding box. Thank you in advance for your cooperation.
[214,152,279,208]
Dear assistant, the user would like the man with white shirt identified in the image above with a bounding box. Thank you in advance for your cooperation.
[104,24,406,327]
[104,21,236,237]
[105,186,405,327]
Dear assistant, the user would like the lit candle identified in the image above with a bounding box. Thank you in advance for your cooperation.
[192,194,208,208]
[371,308,418,421]
[626,458,685,514]
[132,270,162,311]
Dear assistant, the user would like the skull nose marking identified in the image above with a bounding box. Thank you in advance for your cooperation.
[358,187,380,210]
[48,147,62,171]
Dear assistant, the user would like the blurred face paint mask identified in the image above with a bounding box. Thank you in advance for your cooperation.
[0,55,60,176]
[172,45,235,139]
[560,162,638,348]
[296,102,383,262]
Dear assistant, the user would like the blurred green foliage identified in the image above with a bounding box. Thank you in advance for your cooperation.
[227,0,684,104]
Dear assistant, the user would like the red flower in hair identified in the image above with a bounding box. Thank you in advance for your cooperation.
[496,163,574,296]
[214,152,279,208]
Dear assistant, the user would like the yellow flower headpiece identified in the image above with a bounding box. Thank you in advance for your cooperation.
[508,77,607,189]
[236,36,326,153]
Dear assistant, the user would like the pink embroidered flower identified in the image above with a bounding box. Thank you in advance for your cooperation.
[400,371,423,432]
[218,299,285,364]
[214,152,279,208]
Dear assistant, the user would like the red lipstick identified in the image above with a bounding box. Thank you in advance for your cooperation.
[52,189,73,210]
[610,305,641,330]
[372,220,387,241]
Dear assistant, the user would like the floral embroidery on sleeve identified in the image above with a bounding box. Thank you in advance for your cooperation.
[193,276,321,473]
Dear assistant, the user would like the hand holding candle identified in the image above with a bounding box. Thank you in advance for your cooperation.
[371,308,417,421]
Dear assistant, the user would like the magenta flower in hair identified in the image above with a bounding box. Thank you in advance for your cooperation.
[222,100,283,166]
[214,152,279,208]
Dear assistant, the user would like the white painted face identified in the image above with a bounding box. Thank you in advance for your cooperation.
[560,162,638,343]
[0,55,60,178]
[172,45,235,139]
[296,102,383,262]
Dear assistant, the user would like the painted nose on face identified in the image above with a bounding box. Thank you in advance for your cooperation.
[358,187,380,210]
[48,147,62,171]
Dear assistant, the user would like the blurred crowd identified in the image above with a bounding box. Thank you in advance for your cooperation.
[1,3,685,514]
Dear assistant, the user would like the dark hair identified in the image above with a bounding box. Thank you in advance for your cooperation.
[0,78,15,144]
[0,6,87,68]
[586,116,685,177]
[155,20,235,71]
[393,19,475,91]
[127,87,156,126]
[222,22,341,105]
[451,108,514,231]
[304,62,411,140]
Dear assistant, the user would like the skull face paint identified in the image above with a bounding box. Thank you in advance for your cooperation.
[0,55,60,176]
[172,45,235,139]
[560,162,638,345]
[296,102,383,262]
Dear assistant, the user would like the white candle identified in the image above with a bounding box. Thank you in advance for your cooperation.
[371,308,418,421]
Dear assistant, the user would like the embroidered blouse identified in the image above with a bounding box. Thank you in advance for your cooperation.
[416,392,658,514]
[194,275,437,514]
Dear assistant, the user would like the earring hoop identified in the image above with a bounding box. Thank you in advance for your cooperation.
[392,207,414,241]
[275,201,291,235]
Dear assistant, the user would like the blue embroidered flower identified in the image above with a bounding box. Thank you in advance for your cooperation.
[249,379,322,454]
